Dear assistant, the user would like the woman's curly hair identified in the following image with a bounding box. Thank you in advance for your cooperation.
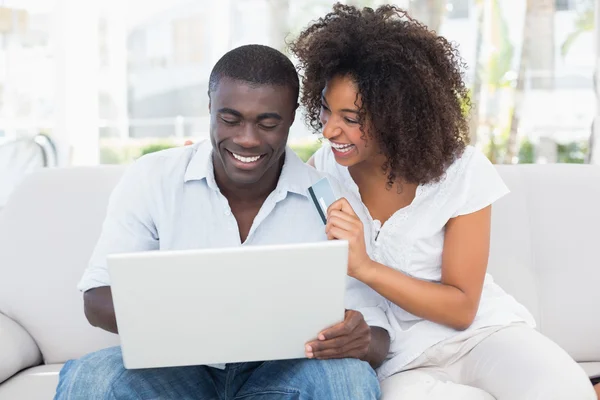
[289,3,470,186]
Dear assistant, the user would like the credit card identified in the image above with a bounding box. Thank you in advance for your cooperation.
[308,177,338,224]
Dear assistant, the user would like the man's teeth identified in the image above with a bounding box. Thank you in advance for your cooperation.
[232,152,262,163]
[331,143,354,153]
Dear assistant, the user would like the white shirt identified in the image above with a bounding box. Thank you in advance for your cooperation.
[313,144,536,380]
[79,140,392,369]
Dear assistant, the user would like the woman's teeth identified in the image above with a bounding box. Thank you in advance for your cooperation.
[330,143,355,153]
[231,152,262,163]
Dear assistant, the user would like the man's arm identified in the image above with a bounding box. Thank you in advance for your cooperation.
[367,326,389,368]
[83,286,118,334]
[79,157,159,333]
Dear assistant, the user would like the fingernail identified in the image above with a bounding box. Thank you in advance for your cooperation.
[305,345,312,352]
[318,334,326,341]
[307,352,314,359]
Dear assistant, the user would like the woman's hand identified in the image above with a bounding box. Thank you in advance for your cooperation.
[326,198,374,280]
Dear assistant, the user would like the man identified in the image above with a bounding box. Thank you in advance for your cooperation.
[54,45,391,399]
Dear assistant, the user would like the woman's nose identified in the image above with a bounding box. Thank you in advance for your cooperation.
[321,117,340,140]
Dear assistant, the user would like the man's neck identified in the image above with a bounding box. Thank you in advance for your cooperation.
[214,154,285,205]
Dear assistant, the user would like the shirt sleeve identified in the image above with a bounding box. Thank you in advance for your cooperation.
[78,158,159,292]
[345,277,395,340]
[453,148,510,218]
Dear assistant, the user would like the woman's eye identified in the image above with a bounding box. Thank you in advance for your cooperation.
[321,103,330,112]
[345,118,358,124]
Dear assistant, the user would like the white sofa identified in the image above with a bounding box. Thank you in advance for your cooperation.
[0,164,599,399]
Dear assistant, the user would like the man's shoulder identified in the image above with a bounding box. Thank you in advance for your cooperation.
[127,142,202,184]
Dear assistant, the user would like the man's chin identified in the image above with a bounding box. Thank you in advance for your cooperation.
[223,166,265,186]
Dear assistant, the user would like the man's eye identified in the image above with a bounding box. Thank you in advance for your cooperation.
[259,124,277,130]
[221,117,239,125]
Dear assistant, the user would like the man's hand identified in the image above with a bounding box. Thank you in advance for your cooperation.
[305,310,371,361]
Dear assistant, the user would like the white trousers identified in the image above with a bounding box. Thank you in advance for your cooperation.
[380,324,596,400]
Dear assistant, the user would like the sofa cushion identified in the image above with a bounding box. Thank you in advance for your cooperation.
[0,167,124,364]
[0,312,42,384]
[0,364,61,399]
[492,165,600,362]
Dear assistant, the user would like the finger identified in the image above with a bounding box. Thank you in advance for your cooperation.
[306,335,352,354]
[328,197,357,216]
[325,226,352,242]
[326,216,356,233]
[312,342,367,360]
[319,311,362,340]
[328,210,360,224]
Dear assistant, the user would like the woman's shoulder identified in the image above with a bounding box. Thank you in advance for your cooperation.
[437,145,509,217]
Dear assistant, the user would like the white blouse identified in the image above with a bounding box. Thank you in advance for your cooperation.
[313,143,536,380]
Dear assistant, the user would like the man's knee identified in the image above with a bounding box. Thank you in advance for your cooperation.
[55,347,125,400]
[307,358,380,399]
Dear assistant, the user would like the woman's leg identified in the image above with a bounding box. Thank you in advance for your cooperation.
[380,368,495,400]
[454,325,595,400]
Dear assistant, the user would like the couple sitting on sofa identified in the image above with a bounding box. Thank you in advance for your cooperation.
[54,5,596,400]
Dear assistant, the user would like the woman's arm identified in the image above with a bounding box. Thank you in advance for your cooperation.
[360,207,490,330]
[327,199,491,331]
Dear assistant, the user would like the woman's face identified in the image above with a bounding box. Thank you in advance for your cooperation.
[320,74,380,167]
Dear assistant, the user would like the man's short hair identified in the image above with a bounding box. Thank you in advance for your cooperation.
[208,45,299,103]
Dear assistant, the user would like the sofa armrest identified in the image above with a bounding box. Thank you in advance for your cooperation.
[0,312,42,384]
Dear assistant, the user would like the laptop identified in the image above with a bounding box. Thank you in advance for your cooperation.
[107,240,348,369]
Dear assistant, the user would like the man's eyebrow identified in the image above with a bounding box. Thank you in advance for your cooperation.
[257,113,282,121]
[217,108,242,117]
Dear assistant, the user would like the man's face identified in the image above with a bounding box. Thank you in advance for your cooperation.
[209,77,297,186]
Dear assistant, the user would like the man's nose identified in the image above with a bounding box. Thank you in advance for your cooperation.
[233,124,261,148]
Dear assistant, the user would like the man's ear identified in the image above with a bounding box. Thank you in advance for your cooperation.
[207,90,211,113]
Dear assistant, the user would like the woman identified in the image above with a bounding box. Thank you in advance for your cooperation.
[290,4,596,399]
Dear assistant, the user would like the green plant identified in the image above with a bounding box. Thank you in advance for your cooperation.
[290,140,323,162]
[557,141,589,164]
[518,137,535,164]
[139,142,176,156]
[561,1,595,57]
[99,145,128,165]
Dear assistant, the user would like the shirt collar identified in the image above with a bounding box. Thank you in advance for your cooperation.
[184,141,311,198]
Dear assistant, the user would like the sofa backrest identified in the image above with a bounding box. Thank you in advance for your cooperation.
[0,164,598,364]
[489,165,600,362]
[0,166,124,364]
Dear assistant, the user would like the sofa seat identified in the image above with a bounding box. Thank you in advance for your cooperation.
[0,365,62,399]
[0,361,596,399]
[580,362,600,380]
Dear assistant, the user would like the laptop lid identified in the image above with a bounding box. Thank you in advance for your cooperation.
[108,241,348,369]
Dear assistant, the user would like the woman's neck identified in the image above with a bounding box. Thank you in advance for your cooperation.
[348,157,393,188]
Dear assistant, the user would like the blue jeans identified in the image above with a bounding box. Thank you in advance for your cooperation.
[54,347,380,399]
